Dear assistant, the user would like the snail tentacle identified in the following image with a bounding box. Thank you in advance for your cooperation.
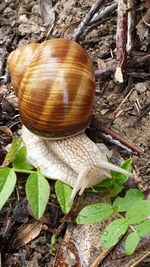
[69,166,90,203]
[96,160,132,177]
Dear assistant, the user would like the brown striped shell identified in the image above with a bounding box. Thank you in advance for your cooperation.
[7,39,95,139]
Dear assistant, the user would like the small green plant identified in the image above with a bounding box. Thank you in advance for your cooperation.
[1,137,149,256]
[76,188,150,255]
[1,137,50,219]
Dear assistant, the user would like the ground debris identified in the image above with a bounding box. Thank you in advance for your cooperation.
[0,0,149,266]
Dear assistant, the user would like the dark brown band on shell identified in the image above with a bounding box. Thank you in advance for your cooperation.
[7,38,95,139]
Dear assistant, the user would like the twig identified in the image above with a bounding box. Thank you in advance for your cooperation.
[142,16,150,28]
[114,0,127,83]
[127,72,150,78]
[95,53,150,80]
[132,103,150,128]
[114,87,134,117]
[55,222,67,238]
[126,0,135,54]
[81,37,103,46]
[127,54,150,68]
[72,0,105,42]
[95,65,115,80]
[89,1,117,26]
[94,118,144,154]
[134,101,140,114]
[129,251,150,267]
[0,0,14,14]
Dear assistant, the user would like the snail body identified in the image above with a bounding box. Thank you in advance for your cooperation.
[8,39,131,202]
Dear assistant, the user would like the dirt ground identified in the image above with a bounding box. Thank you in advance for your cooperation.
[0,0,150,266]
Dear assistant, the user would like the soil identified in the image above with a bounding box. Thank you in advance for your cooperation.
[0,0,149,266]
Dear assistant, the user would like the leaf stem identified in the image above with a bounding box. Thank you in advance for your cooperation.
[115,211,136,232]
[12,168,35,174]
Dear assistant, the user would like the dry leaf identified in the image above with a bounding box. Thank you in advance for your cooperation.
[9,220,43,249]
[136,9,150,41]
[0,126,13,137]
[38,0,55,26]
[61,21,80,39]
[141,0,150,9]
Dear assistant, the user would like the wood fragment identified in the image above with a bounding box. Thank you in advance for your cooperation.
[114,0,127,83]
[126,0,135,54]
[95,53,150,80]
[132,103,150,128]
[127,72,150,78]
[89,1,117,26]
[95,65,115,80]
[94,118,144,154]
[81,37,103,46]
[72,0,105,42]
[0,0,14,14]
[134,101,140,114]
[136,98,141,110]
[114,87,134,117]
[129,251,150,267]
[127,54,150,68]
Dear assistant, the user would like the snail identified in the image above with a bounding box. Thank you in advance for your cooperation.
[7,38,131,202]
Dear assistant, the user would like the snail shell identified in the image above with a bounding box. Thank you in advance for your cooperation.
[7,39,95,139]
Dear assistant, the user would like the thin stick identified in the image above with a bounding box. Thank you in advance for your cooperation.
[0,0,14,14]
[114,87,134,116]
[89,1,117,26]
[132,103,150,128]
[72,0,105,42]
[126,0,135,54]
[94,118,144,154]
[95,53,150,80]
[114,0,127,83]
[127,54,150,68]
[129,252,150,267]
[95,65,115,80]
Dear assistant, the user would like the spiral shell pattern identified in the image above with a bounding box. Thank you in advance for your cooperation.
[7,39,95,139]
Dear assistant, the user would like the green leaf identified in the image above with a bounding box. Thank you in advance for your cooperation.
[126,200,150,224]
[136,220,150,237]
[121,158,132,172]
[55,181,72,214]
[111,158,132,185]
[101,218,129,248]
[4,137,22,163]
[0,168,16,209]
[92,159,132,195]
[50,234,57,256]
[109,184,124,197]
[92,178,113,192]
[125,232,140,255]
[26,172,50,219]
[76,203,113,224]
[113,189,144,212]
[13,146,34,170]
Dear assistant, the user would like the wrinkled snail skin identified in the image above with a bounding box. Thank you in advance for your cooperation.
[8,39,131,202]
[22,126,131,202]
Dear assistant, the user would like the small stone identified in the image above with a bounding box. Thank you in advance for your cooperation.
[135,82,147,93]
[18,14,28,23]
[129,90,138,102]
